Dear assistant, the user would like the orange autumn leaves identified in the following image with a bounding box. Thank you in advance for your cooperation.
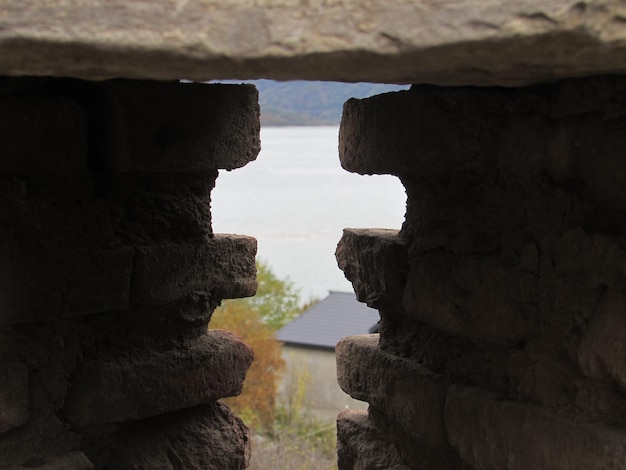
[210,300,285,431]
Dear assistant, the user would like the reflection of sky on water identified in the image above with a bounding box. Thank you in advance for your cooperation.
[212,126,406,301]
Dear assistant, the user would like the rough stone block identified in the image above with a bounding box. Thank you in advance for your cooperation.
[97,80,260,172]
[337,409,406,470]
[578,288,626,391]
[0,378,82,468]
[0,94,87,176]
[104,403,249,470]
[111,171,216,244]
[339,87,505,178]
[402,252,536,345]
[131,236,257,305]
[337,334,455,466]
[0,247,134,324]
[5,452,94,470]
[0,362,29,433]
[445,385,626,470]
[63,330,254,427]
[336,229,408,311]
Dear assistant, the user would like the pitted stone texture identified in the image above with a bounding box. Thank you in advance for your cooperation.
[402,253,537,346]
[0,362,29,433]
[1,2,626,86]
[337,410,406,470]
[578,288,626,391]
[63,330,254,428]
[0,94,87,176]
[342,77,626,209]
[445,385,626,470]
[96,80,260,172]
[5,452,94,470]
[337,335,460,467]
[131,235,257,305]
[340,77,626,350]
[103,403,250,470]
[340,87,506,178]
[336,229,408,311]
[108,171,217,245]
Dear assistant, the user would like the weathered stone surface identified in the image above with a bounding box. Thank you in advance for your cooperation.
[0,362,29,433]
[102,403,250,470]
[109,171,217,245]
[63,330,254,428]
[0,94,87,176]
[336,75,626,470]
[0,76,261,468]
[0,2,626,86]
[402,253,537,345]
[0,248,134,325]
[337,335,447,441]
[5,452,94,470]
[130,236,257,305]
[96,80,260,172]
[337,335,459,467]
[445,385,626,470]
[336,229,408,311]
[340,87,506,177]
[578,288,626,391]
[337,410,406,470]
[341,77,626,349]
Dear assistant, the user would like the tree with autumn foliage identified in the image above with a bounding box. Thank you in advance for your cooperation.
[209,261,303,431]
[243,261,303,330]
[210,300,285,431]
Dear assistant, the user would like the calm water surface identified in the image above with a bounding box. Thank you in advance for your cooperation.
[211,126,406,301]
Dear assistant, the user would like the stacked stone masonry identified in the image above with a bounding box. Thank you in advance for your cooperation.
[336,76,626,469]
[0,77,260,469]
[1,7,626,466]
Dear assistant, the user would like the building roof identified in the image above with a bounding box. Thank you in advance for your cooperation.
[276,291,379,350]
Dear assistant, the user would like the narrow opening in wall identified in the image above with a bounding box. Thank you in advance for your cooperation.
[209,80,408,469]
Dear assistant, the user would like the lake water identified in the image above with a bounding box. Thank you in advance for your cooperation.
[211,126,406,302]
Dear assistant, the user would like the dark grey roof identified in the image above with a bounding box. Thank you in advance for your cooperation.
[276,291,379,350]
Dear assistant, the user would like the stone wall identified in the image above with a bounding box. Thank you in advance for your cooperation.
[336,75,626,469]
[0,77,260,469]
[1,51,626,470]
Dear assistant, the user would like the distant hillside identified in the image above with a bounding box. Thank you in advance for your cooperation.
[214,80,408,126]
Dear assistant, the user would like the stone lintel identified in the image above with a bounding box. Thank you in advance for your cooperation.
[0,2,625,86]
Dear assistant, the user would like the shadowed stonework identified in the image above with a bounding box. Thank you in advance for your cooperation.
[0,78,260,469]
[336,77,626,469]
[1,2,626,469]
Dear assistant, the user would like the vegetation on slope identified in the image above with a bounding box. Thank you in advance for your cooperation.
[216,79,408,126]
